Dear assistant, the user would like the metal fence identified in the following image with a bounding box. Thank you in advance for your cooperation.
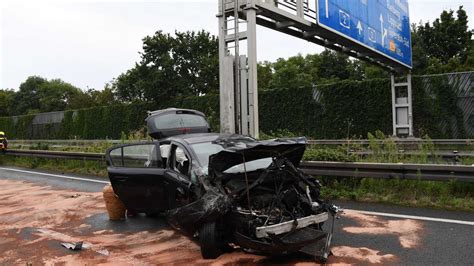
[422,71,473,138]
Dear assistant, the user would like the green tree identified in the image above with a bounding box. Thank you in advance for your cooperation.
[410,24,430,74]
[11,76,47,115]
[37,79,82,112]
[114,30,219,103]
[270,54,312,89]
[257,61,273,90]
[417,6,473,65]
[316,50,362,82]
[0,89,14,117]
[8,76,103,115]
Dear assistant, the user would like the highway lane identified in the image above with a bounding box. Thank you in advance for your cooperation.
[0,166,473,265]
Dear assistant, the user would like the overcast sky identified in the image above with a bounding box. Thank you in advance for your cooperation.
[1,0,473,90]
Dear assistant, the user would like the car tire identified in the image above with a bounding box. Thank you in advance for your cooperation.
[199,221,222,259]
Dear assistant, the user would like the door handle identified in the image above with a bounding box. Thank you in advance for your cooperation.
[114,176,128,182]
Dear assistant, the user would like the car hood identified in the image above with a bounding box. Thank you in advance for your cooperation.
[208,137,307,174]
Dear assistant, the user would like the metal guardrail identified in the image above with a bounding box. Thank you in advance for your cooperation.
[350,151,474,159]
[8,139,474,145]
[4,149,474,182]
[5,149,104,161]
[9,139,139,144]
[300,161,474,183]
[307,139,473,145]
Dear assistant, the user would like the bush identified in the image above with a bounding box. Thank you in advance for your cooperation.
[303,148,356,162]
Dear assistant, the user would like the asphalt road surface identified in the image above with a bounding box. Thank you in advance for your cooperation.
[0,166,473,265]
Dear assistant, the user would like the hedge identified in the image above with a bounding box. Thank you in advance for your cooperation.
[0,76,470,139]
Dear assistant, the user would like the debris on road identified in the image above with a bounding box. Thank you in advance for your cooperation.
[61,241,83,251]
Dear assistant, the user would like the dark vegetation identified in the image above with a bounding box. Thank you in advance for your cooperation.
[0,74,470,139]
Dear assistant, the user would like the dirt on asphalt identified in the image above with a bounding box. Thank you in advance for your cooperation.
[0,179,423,265]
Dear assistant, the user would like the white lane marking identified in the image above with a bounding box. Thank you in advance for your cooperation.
[0,167,109,184]
[347,209,474,226]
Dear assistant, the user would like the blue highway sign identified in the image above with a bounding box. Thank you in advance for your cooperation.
[317,0,412,68]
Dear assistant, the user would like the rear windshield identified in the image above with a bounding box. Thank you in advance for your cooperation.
[152,113,207,129]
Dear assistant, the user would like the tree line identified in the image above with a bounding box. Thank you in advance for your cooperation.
[1,6,472,117]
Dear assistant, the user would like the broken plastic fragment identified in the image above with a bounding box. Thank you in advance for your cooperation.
[96,249,110,256]
[61,241,83,251]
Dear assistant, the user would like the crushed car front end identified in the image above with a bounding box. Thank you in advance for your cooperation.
[167,136,341,262]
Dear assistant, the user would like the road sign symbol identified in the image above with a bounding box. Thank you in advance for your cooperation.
[380,14,388,47]
[317,0,412,68]
[390,41,396,52]
[339,10,350,29]
[368,27,376,42]
[357,20,363,35]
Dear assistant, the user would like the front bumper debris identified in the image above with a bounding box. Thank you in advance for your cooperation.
[255,212,329,238]
[235,227,332,261]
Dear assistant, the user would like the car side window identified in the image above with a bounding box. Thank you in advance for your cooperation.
[170,144,191,177]
[108,144,162,168]
[109,148,122,166]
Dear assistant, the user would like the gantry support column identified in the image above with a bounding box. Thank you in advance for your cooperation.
[391,74,413,137]
[245,2,259,138]
[218,0,259,138]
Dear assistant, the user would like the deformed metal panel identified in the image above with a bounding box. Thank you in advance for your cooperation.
[255,212,329,238]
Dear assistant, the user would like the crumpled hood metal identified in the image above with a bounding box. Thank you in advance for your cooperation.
[208,137,307,175]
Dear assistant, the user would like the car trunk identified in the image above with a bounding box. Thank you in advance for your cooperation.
[146,108,210,139]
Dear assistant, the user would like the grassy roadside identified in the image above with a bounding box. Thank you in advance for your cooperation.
[0,156,107,178]
[320,177,474,212]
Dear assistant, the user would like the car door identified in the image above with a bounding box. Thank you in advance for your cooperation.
[164,143,194,209]
[106,143,169,213]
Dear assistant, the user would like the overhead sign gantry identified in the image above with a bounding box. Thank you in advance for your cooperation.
[218,0,413,138]
[317,0,412,69]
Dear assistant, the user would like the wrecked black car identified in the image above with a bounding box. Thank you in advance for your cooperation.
[105,108,341,262]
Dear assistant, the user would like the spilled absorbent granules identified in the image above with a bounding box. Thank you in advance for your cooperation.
[0,179,423,265]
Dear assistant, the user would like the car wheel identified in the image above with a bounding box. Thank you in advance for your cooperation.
[199,221,223,259]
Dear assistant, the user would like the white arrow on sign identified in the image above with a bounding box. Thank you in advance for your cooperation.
[357,20,363,35]
[380,14,388,47]
[325,0,329,18]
